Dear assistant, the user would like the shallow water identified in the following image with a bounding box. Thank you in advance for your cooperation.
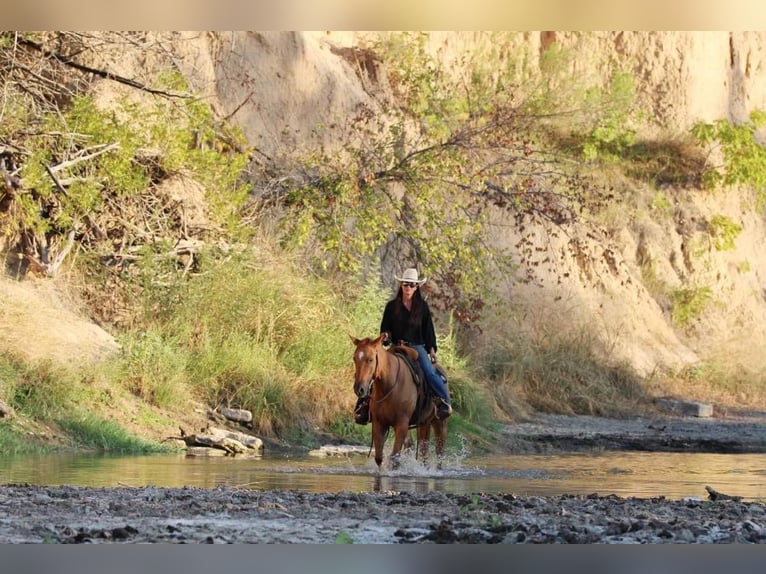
[2,449,765,501]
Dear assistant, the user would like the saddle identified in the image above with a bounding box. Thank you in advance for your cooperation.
[353,345,449,426]
[390,346,446,428]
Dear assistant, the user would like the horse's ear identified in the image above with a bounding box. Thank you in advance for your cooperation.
[373,333,384,346]
[350,334,361,345]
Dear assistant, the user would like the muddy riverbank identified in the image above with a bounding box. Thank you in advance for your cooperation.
[2,410,766,543]
[1,483,764,544]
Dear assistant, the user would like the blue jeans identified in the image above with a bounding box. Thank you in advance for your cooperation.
[411,344,450,405]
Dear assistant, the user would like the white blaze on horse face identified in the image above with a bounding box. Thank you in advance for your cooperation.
[356,350,364,362]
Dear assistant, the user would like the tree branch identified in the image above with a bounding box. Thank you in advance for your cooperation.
[49,142,120,174]
[17,35,190,99]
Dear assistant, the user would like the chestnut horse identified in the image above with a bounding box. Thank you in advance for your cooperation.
[351,334,447,469]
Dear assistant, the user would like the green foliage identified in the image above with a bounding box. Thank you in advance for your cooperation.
[530,48,640,162]
[344,272,394,336]
[638,253,669,301]
[650,191,672,212]
[0,421,55,455]
[335,531,355,544]
[123,249,354,437]
[620,137,707,188]
[117,330,189,409]
[142,72,252,233]
[578,70,639,161]
[691,109,766,205]
[708,214,742,251]
[435,314,493,423]
[324,413,371,444]
[0,353,167,453]
[259,33,645,324]
[190,334,300,436]
[670,286,713,329]
[3,358,80,420]
[3,64,251,283]
[738,261,751,274]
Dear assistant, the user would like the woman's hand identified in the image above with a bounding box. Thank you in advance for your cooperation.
[428,349,437,363]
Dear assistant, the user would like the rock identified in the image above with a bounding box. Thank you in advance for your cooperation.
[308,445,370,457]
[206,427,263,451]
[657,398,714,418]
[220,408,253,424]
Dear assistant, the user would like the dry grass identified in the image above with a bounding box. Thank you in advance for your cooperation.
[647,362,766,414]
[0,275,119,367]
[473,317,657,420]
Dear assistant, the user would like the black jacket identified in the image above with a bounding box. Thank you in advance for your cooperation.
[380,297,437,352]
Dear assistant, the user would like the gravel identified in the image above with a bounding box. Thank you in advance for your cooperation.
[2,409,766,544]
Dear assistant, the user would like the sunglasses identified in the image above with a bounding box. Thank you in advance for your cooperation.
[402,282,419,288]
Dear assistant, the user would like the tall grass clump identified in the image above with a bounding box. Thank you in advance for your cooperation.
[482,328,649,417]
[116,330,189,409]
[189,333,302,436]
[0,356,57,454]
[435,316,499,450]
[343,274,391,337]
[0,353,165,453]
[129,246,361,438]
[2,356,82,421]
[56,413,173,453]
[654,360,766,412]
[0,421,52,455]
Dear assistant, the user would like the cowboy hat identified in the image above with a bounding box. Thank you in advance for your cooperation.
[395,268,426,285]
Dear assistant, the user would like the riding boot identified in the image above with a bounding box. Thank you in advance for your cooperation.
[354,396,370,425]
[436,397,452,420]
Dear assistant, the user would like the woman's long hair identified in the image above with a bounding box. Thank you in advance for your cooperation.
[396,285,424,326]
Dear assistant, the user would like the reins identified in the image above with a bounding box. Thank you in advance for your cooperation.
[371,349,402,405]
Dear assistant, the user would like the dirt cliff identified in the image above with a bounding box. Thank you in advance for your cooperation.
[8,31,766,380]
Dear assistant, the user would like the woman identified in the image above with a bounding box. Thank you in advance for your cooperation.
[379,267,452,419]
[353,267,453,425]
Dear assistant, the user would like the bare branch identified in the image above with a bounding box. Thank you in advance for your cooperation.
[49,142,120,174]
[16,35,190,99]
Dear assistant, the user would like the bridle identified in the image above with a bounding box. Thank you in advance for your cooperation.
[356,345,401,404]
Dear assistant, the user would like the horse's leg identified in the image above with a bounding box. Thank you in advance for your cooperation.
[371,421,387,470]
[417,423,431,465]
[389,421,410,470]
[433,420,447,469]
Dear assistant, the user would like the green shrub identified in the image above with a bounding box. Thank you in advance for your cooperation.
[671,286,713,329]
[708,214,742,251]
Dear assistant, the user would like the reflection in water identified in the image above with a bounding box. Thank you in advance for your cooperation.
[1,449,765,501]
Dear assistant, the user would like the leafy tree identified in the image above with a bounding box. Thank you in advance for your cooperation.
[251,32,628,322]
[0,32,250,306]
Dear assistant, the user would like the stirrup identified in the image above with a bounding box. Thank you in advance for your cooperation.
[354,397,370,425]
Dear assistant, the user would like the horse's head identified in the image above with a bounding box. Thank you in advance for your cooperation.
[350,334,384,398]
